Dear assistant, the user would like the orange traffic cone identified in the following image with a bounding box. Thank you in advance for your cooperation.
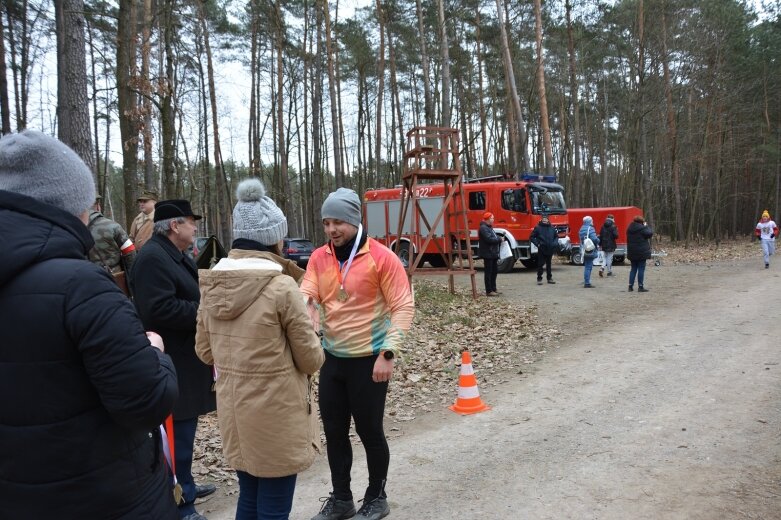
[448,350,490,415]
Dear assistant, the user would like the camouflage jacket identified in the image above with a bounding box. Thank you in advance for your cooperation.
[88,211,137,275]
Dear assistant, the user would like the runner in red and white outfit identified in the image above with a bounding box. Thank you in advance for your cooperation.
[755,210,778,269]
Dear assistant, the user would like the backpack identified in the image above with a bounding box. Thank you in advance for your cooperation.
[582,227,596,253]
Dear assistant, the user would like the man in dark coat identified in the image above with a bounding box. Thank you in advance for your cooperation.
[0,130,179,519]
[626,215,654,292]
[478,211,502,296]
[598,214,619,277]
[132,199,217,520]
[530,215,559,285]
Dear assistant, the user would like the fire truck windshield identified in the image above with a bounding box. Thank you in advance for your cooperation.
[531,189,566,215]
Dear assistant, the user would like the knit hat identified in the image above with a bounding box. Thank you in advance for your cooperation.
[583,215,593,225]
[232,178,287,245]
[483,212,494,220]
[321,187,362,228]
[0,130,95,216]
[762,210,770,219]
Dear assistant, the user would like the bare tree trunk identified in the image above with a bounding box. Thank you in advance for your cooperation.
[566,0,581,195]
[475,8,488,176]
[55,0,94,173]
[635,0,651,222]
[273,0,290,221]
[375,0,385,180]
[0,9,10,134]
[312,4,324,244]
[199,2,231,244]
[415,0,433,126]
[437,0,450,128]
[322,0,342,185]
[117,0,139,228]
[388,22,404,181]
[533,0,553,175]
[86,18,101,194]
[495,0,529,173]
[6,1,29,130]
[140,0,154,189]
[661,4,684,240]
[160,0,176,197]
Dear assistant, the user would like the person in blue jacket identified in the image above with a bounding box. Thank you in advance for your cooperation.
[579,215,600,288]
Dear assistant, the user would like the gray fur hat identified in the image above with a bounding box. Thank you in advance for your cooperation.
[232,178,287,245]
[321,187,362,228]
[583,215,594,225]
[0,130,95,216]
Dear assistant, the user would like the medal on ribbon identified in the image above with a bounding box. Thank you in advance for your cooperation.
[331,224,363,304]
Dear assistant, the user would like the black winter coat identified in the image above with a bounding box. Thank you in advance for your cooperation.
[626,221,653,261]
[0,190,178,520]
[530,221,559,255]
[132,234,216,419]
[478,221,502,259]
[599,220,619,252]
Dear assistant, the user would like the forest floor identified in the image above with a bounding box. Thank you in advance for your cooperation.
[193,236,781,519]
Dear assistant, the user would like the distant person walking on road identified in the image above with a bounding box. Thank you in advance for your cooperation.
[598,214,619,278]
[196,179,324,520]
[579,216,600,288]
[302,188,414,520]
[530,215,558,285]
[626,215,653,292]
[755,210,778,269]
[479,212,502,296]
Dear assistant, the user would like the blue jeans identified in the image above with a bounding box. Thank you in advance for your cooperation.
[583,256,594,284]
[174,417,199,517]
[236,471,297,520]
[629,259,647,287]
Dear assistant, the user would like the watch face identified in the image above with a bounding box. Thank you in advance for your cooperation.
[383,350,394,360]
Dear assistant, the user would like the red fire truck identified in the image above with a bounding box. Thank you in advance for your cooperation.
[567,206,643,264]
[364,175,571,272]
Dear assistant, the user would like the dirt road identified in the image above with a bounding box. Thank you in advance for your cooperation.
[203,256,781,519]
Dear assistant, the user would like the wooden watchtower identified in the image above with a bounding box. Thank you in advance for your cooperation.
[395,126,477,298]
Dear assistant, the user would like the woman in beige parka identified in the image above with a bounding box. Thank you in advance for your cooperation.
[195,179,324,520]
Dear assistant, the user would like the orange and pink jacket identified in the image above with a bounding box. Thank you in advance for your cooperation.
[301,237,414,358]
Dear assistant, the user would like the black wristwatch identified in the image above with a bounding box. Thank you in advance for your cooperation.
[382,350,394,360]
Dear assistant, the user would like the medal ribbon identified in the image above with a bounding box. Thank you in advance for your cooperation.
[330,224,363,292]
[161,415,177,478]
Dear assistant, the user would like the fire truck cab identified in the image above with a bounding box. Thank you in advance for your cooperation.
[364,174,571,273]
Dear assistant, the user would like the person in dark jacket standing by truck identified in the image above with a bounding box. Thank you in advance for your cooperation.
[0,130,179,519]
[598,214,619,278]
[530,215,558,285]
[479,212,503,296]
[626,215,653,292]
[132,199,218,520]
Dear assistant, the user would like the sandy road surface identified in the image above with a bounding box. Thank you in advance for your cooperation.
[202,257,781,519]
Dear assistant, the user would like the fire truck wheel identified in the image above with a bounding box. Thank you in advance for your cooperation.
[571,250,583,265]
[427,254,452,268]
[613,255,625,264]
[520,258,538,269]
[395,241,412,268]
[497,256,516,273]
